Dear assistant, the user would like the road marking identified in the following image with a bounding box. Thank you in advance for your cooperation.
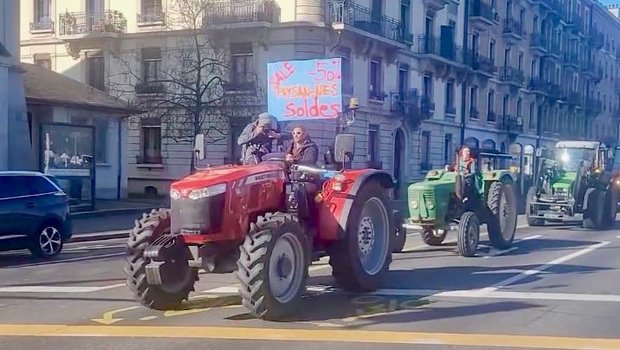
[139,316,158,321]
[481,235,541,258]
[91,306,140,325]
[12,252,125,268]
[0,283,125,293]
[478,241,610,294]
[1,324,620,349]
[471,269,552,275]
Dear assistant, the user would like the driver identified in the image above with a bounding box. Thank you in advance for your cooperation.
[458,146,476,174]
[285,125,319,165]
[238,113,290,165]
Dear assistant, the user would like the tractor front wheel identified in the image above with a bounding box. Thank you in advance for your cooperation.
[124,209,198,310]
[421,228,447,246]
[526,187,545,227]
[236,212,309,321]
[584,189,606,229]
[457,211,480,257]
[330,180,393,292]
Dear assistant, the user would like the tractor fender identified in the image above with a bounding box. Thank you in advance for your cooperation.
[318,169,395,241]
[582,187,597,212]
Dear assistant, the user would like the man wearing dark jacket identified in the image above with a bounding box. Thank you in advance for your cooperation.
[238,113,290,165]
[285,125,319,165]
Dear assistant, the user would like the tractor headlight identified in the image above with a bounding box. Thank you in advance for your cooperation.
[426,200,435,210]
[170,188,181,200]
[615,179,620,186]
[188,183,227,200]
[411,200,419,209]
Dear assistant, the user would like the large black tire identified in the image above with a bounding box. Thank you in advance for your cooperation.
[236,212,309,320]
[457,211,479,257]
[391,209,407,253]
[583,190,606,229]
[487,181,517,250]
[329,180,393,292]
[29,220,64,258]
[526,187,545,226]
[604,189,617,227]
[421,227,447,246]
[124,208,198,310]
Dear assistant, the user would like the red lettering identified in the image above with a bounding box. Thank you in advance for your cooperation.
[282,97,341,119]
[284,102,297,117]
[270,62,296,89]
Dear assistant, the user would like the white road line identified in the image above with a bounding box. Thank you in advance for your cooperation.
[10,252,125,268]
[478,240,610,294]
[480,234,541,258]
[0,283,125,293]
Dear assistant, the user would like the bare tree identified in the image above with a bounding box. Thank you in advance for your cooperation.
[109,0,264,171]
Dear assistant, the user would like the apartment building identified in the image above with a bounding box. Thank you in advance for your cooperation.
[19,0,620,197]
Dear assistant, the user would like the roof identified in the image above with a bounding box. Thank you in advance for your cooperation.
[20,63,141,115]
[556,141,603,149]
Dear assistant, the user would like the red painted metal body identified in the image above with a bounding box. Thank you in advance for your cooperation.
[170,162,391,245]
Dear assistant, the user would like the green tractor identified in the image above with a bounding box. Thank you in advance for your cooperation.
[526,141,616,229]
[406,148,518,257]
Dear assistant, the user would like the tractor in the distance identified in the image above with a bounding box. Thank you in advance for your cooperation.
[406,147,518,257]
[123,117,399,320]
[526,141,616,229]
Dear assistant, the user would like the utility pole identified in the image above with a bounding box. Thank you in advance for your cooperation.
[460,0,470,146]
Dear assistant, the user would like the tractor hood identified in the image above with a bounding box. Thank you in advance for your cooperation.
[170,162,286,195]
[409,170,457,190]
[551,171,577,190]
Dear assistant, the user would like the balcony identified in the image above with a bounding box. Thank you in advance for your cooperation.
[223,71,257,92]
[498,67,524,86]
[136,11,166,25]
[135,81,165,95]
[328,0,409,46]
[423,0,450,12]
[469,0,497,30]
[530,33,548,55]
[499,115,524,135]
[390,88,432,125]
[503,19,525,42]
[59,10,126,37]
[469,52,496,77]
[545,39,561,59]
[420,95,435,116]
[203,0,280,36]
[562,52,580,70]
[30,18,54,33]
[589,29,605,50]
[527,78,550,95]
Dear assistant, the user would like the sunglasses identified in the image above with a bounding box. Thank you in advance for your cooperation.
[292,131,304,135]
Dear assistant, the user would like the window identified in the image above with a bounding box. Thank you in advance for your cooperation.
[531,59,536,78]
[92,118,108,163]
[34,54,51,69]
[488,91,496,122]
[371,0,382,22]
[489,40,496,65]
[516,97,522,120]
[368,124,380,164]
[400,0,410,36]
[502,94,510,117]
[30,176,59,195]
[86,51,105,91]
[423,74,433,98]
[141,0,162,16]
[445,80,455,115]
[141,119,162,164]
[337,47,353,94]
[518,52,523,72]
[444,134,453,165]
[0,176,30,199]
[33,0,52,30]
[421,131,431,169]
[470,86,478,119]
[529,102,536,130]
[369,58,383,100]
[230,43,254,89]
[398,64,409,98]
[141,48,161,83]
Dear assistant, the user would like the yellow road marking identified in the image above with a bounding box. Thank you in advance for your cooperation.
[91,306,140,325]
[0,324,619,349]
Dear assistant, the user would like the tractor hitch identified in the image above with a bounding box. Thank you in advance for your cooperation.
[144,233,192,286]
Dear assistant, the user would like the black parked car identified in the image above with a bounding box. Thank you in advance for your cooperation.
[0,171,72,258]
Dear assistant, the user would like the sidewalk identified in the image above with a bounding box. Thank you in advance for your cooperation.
[70,197,169,219]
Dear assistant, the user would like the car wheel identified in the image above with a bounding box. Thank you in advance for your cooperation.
[29,222,64,258]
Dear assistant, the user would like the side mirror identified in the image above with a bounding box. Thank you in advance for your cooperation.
[334,134,355,163]
[194,133,205,160]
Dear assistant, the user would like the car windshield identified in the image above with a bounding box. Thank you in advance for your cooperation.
[555,147,596,171]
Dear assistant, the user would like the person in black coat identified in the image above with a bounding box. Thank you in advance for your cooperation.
[285,125,319,165]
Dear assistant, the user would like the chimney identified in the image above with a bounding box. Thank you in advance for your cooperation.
[609,4,620,18]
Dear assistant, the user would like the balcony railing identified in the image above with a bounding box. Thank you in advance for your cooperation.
[135,81,165,94]
[223,71,257,91]
[530,33,548,50]
[500,115,524,134]
[528,78,548,93]
[136,154,163,165]
[137,11,166,24]
[470,0,496,23]
[503,18,525,38]
[203,0,280,25]
[417,35,465,64]
[562,52,580,67]
[469,52,496,74]
[499,67,524,85]
[328,0,407,43]
[30,18,54,32]
[59,10,127,36]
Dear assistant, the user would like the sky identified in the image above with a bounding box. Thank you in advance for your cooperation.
[599,0,617,5]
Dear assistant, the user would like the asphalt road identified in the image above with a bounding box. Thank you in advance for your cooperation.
[1,217,620,350]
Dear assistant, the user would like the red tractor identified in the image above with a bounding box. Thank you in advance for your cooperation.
[124,132,401,320]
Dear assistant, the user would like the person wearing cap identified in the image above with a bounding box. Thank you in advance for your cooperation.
[238,113,290,165]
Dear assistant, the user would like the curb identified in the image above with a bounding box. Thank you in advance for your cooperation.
[70,207,156,219]
[69,230,130,243]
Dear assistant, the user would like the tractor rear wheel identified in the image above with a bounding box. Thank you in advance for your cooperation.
[526,187,545,226]
[487,181,517,250]
[584,189,606,229]
[421,228,447,246]
[124,209,198,310]
[457,211,479,257]
[236,212,308,321]
[330,180,393,292]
